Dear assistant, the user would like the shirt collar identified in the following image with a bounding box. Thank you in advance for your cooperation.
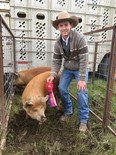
[57,30,73,42]
[62,36,69,46]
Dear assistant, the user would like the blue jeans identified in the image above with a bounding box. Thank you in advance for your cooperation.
[58,69,89,123]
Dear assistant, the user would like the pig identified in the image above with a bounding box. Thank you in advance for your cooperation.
[22,71,60,124]
[13,66,51,86]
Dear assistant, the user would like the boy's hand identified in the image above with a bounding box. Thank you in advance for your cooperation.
[77,80,86,92]
[47,76,55,83]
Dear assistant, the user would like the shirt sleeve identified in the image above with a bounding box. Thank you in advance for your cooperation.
[51,42,62,78]
[78,35,88,81]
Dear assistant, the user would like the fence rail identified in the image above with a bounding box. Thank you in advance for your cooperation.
[0,15,116,154]
[83,25,116,136]
[0,15,15,153]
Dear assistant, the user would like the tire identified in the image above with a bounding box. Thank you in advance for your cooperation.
[98,52,110,79]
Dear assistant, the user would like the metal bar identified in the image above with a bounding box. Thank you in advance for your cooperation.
[0,15,18,73]
[88,40,112,44]
[10,5,101,17]
[97,40,112,43]
[92,42,98,82]
[0,1,9,3]
[0,15,14,38]
[13,27,115,41]
[0,9,10,13]
[14,36,57,41]
[70,93,116,136]
[107,126,116,137]
[103,26,116,130]
[69,93,103,121]
[12,36,112,43]
[84,26,114,35]
[89,110,103,122]
[0,16,5,128]
[87,3,116,9]
[13,37,16,72]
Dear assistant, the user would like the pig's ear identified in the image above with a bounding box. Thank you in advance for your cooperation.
[13,72,18,78]
[39,95,48,103]
[14,72,18,75]
[24,101,33,108]
[14,72,21,78]
[14,72,20,79]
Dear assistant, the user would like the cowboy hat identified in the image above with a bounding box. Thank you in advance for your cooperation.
[51,11,82,29]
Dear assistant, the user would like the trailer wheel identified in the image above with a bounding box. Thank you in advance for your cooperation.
[98,53,110,79]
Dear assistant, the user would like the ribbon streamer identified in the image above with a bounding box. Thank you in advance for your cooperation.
[45,82,57,108]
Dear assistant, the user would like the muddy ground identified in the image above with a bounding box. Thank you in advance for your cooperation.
[2,94,116,155]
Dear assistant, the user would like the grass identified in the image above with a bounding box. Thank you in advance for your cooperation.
[2,79,116,155]
[69,78,116,132]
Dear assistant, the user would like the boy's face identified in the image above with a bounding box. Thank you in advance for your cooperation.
[57,21,72,38]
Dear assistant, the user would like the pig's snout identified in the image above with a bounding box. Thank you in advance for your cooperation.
[41,115,47,122]
[39,115,47,125]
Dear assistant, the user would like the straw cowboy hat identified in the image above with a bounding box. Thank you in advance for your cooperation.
[51,11,82,29]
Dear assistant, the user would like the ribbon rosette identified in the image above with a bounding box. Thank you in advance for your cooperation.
[45,82,57,108]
